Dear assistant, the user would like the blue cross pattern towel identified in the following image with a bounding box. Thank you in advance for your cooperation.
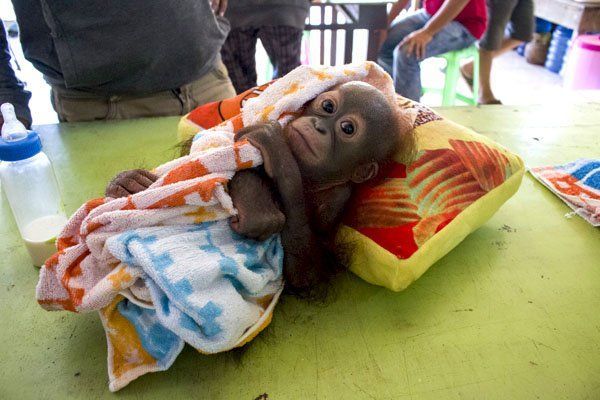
[101,220,283,391]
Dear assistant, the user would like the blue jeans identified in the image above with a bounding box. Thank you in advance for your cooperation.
[378,10,477,101]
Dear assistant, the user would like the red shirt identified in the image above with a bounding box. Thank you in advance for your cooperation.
[425,0,488,39]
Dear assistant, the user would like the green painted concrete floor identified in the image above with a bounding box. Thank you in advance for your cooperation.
[1,102,599,399]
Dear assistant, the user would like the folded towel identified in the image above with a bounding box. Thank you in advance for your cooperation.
[37,140,282,391]
[101,222,283,391]
[530,159,600,226]
[36,61,398,391]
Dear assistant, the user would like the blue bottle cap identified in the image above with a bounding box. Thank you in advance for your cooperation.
[0,131,42,161]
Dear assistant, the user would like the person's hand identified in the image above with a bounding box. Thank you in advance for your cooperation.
[400,28,433,59]
[105,169,158,198]
[210,0,228,16]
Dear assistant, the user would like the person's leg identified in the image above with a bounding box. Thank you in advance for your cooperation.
[480,0,533,103]
[377,10,430,77]
[179,59,237,111]
[463,43,515,84]
[477,36,523,101]
[115,60,237,119]
[53,60,237,122]
[507,0,534,48]
[220,27,259,93]
[117,59,236,119]
[462,0,511,75]
[477,48,496,103]
[462,0,529,103]
[50,86,110,122]
[393,17,477,100]
[258,26,303,79]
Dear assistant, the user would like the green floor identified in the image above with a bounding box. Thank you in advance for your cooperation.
[1,103,599,399]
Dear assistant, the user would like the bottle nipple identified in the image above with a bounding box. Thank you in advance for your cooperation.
[1,103,28,142]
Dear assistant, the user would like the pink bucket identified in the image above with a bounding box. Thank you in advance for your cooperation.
[564,34,600,90]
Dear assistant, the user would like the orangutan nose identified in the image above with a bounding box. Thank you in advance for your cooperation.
[311,117,328,135]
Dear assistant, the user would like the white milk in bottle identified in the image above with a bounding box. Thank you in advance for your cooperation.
[21,214,68,267]
[0,103,66,267]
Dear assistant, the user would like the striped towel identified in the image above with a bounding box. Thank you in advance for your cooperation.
[530,159,600,226]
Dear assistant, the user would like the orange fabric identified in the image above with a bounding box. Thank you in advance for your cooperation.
[186,82,272,129]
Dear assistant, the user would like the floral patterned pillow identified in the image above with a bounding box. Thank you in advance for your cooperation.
[337,96,525,291]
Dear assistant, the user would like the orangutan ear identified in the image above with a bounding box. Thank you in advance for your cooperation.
[350,162,379,184]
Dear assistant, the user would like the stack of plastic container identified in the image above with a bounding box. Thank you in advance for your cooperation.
[545,26,573,73]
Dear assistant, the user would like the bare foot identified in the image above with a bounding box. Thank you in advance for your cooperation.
[478,96,502,105]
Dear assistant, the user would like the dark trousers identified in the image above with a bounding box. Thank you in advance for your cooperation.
[221,26,303,94]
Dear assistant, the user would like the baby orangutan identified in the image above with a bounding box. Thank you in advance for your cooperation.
[105,82,412,294]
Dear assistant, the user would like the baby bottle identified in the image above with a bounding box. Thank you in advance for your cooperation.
[0,103,67,266]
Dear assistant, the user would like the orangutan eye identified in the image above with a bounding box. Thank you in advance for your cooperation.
[321,99,335,114]
[340,120,355,135]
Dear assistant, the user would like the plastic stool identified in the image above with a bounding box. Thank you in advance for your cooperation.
[423,45,479,106]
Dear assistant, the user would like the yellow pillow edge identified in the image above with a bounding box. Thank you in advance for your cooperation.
[337,160,525,292]
[177,113,199,143]
[415,118,517,154]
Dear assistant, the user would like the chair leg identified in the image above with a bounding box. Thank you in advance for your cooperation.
[470,49,480,106]
[442,54,459,106]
